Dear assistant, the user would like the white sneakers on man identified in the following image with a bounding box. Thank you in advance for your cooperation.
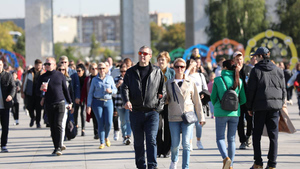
[197,140,204,149]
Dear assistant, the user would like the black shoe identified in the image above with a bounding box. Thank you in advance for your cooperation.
[46,124,50,127]
[81,131,85,136]
[157,154,161,158]
[36,124,41,128]
[163,154,170,158]
[29,119,34,127]
[51,149,57,155]
[94,134,99,139]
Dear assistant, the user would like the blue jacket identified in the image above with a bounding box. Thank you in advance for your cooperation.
[87,74,117,107]
[164,67,175,81]
[68,67,80,100]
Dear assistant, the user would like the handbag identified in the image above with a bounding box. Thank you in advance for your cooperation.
[171,82,198,124]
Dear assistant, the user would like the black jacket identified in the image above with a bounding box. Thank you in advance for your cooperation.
[121,62,166,112]
[246,60,286,111]
[0,71,16,109]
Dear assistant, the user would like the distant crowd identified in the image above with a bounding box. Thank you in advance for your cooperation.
[0,46,296,169]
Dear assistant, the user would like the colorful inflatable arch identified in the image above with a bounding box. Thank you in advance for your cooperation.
[206,38,244,63]
[169,47,185,62]
[0,49,26,69]
[245,29,298,70]
[182,44,209,61]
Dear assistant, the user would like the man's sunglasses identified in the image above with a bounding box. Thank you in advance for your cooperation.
[98,67,106,70]
[138,51,150,56]
[44,63,51,66]
[58,68,65,71]
[174,65,186,69]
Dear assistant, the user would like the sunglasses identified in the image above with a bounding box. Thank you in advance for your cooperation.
[138,51,150,56]
[77,70,82,72]
[58,68,65,71]
[120,71,126,73]
[174,65,186,69]
[60,61,67,64]
[98,67,106,70]
[44,63,51,66]
[91,68,97,71]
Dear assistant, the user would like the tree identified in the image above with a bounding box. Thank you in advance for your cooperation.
[275,0,300,56]
[54,43,77,62]
[89,34,100,60]
[13,35,25,56]
[0,23,15,51]
[150,22,166,57]
[205,0,269,45]
[155,23,185,53]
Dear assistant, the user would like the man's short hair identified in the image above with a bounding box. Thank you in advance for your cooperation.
[34,59,42,65]
[59,55,69,61]
[139,46,152,55]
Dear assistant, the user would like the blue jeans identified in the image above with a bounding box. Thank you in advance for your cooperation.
[91,99,113,144]
[130,110,159,169]
[215,116,239,167]
[169,121,194,169]
[117,108,131,137]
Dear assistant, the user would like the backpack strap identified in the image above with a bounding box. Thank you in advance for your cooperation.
[171,82,179,104]
[220,76,228,90]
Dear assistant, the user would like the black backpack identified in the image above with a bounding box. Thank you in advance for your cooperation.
[218,76,239,111]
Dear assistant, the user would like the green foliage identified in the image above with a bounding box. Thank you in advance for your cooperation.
[275,0,300,56]
[89,34,100,60]
[205,0,269,46]
[13,35,25,56]
[155,23,185,53]
[0,24,14,51]
[54,43,77,62]
[102,48,118,62]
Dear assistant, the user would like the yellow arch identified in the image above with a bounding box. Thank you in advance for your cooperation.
[245,29,298,70]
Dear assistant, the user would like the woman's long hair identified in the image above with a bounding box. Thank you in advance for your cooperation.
[222,60,240,90]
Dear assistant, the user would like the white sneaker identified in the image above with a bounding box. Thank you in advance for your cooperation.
[114,131,119,141]
[190,142,193,151]
[169,161,177,169]
[197,140,204,150]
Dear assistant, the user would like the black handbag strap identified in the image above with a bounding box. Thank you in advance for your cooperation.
[171,82,184,114]
[171,82,179,104]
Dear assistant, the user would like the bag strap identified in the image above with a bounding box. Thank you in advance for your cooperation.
[171,82,184,114]
[220,76,228,90]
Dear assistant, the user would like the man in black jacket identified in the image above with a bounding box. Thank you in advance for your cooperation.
[121,46,165,169]
[233,51,253,150]
[0,60,16,153]
[247,47,285,169]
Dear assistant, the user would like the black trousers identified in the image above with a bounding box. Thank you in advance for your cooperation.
[253,110,279,168]
[26,95,42,125]
[0,109,9,148]
[74,103,86,130]
[286,86,293,101]
[112,98,119,131]
[45,101,65,149]
[91,109,98,136]
[237,105,252,143]
[11,102,19,120]
[156,105,171,156]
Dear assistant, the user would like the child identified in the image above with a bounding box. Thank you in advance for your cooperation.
[207,72,215,118]
[12,71,22,125]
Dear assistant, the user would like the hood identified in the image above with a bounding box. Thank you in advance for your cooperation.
[255,60,276,71]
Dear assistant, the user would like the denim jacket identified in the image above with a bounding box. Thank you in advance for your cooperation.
[87,74,117,107]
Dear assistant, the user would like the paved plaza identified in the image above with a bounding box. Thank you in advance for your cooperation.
[0,95,300,169]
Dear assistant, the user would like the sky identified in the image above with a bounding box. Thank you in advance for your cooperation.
[0,0,185,23]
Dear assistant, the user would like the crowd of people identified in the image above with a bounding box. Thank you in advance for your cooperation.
[0,45,295,169]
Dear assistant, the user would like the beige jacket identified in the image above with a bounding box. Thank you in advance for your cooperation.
[166,76,205,122]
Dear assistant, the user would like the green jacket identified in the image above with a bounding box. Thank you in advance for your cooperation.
[210,70,246,117]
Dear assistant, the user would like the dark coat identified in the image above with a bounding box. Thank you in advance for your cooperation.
[246,60,286,111]
[0,71,16,109]
[121,62,166,112]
